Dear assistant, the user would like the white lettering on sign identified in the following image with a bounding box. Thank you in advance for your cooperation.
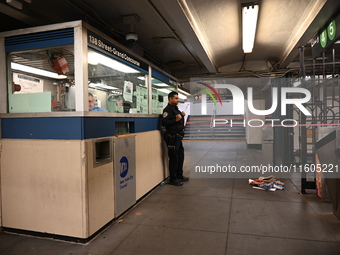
[89,35,141,67]
[311,36,319,47]
[119,175,134,190]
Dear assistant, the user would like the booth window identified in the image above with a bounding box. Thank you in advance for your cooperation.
[151,78,176,114]
[8,45,75,113]
[88,49,148,114]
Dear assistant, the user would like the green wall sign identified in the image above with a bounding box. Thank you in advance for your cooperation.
[312,15,340,57]
[327,20,336,41]
[320,29,327,48]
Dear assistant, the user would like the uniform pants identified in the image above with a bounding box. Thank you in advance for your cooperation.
[168,139,184,181]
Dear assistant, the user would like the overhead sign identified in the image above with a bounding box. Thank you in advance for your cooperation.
[88,31,148,72]
[151,67,177,86]
[311,14,340,58]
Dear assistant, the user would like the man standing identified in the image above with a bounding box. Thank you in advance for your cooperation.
[88,93,108,112]
[162,91,189,186]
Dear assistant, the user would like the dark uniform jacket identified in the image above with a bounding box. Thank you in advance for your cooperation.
[162,103,185,136]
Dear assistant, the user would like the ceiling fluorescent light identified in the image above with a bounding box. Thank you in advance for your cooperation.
[89,83,118,90]
[11,63,67,79]
[88,52,139,73]
[153,83,169,87]
[178,93,187,100]
[242,3,259,53]
[157,88,172,94]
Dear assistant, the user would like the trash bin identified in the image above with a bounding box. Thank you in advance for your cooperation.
[113,134,136,217]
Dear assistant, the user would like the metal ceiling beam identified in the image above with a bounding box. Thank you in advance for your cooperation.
[157,0,217,74]
[0,3,41,26]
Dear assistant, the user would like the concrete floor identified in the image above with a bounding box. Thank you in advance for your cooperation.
[0,141,340,255]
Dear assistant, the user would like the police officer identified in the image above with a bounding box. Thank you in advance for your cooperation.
[162,91,189,186]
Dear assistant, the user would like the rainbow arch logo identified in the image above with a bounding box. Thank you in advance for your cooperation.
[197,82,223,106]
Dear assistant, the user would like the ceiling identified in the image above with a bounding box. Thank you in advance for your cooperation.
[1,0,340,86]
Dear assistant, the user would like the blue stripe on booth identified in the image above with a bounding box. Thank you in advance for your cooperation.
[83,117,116,139]
[134,117,159,133]
[1,117,160,140]
[5,29,74,52]
[1,117,84,140]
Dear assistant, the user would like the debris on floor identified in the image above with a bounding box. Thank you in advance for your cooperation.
[249,175,285,191]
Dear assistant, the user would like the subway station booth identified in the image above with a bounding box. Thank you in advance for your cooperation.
[0,1,340,254]
[0,20,176,242]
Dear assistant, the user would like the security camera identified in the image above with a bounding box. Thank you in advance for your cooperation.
[126,32,138,42]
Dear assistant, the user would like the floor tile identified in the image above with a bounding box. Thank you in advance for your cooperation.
[0,232,24,251]
[112,225,227,255]
[154,178,233,198]
[80,223,138,255]
[118,193,166,225]
[141,194,231,233]
[229,199,337,242]
[0,223,138,255]
[0,234,84,255]
[226,233,340,255]
[318,213,340,243]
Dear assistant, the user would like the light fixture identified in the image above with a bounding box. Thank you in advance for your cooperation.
[88,51,139,73]
[152,83,169,87]
[242,2,259,53]
[89,83,118,90]
[178,93,187,100]
[11,63,67,79]
[157,88,172,94]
